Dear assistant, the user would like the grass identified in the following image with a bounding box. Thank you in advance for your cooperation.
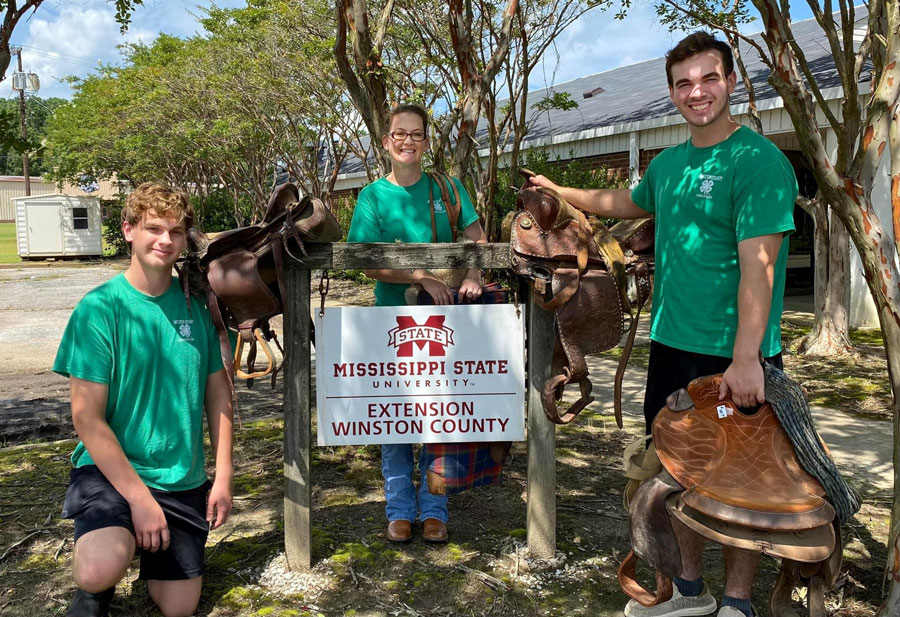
[0,222,21,263]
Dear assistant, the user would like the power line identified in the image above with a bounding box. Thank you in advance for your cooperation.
[19,46,100,70]
[20,45,98,64]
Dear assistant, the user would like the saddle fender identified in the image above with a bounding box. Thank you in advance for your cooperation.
[617,471,683,607]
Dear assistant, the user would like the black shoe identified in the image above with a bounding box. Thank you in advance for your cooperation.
[65,588,114,617]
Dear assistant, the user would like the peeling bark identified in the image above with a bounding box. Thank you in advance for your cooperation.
[799,205,853,355]
[334,0,391,174]
[748,2,900,607]
[447,0,518,179]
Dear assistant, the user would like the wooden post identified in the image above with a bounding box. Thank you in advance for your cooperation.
[283,268,312,570]
[526,285,557,559]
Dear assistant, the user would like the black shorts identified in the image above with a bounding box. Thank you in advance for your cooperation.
[642,341,784,433]
[61,465,211,580]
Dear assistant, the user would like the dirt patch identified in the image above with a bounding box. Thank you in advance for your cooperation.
[781,317,891,419]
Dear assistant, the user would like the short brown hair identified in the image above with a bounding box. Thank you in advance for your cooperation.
[665,32,734,87]
[387,103,429,134]
[122,182,193,230]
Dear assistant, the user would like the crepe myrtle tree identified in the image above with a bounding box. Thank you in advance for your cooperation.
[334,0,519,178]
[651,0,900,611]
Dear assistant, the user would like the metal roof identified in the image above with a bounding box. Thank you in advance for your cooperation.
[331,8,867,179]
[507,8,868,145]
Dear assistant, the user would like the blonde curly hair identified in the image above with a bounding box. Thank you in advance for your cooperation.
[122,182,194,229]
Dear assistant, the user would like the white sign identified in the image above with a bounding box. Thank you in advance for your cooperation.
[315,304,525,446]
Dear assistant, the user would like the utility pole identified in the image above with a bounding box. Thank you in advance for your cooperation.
[10,46,30,195]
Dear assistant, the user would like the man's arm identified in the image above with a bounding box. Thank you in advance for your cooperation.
[204,368,234,530]
[718,233,784,407]
[529,175,651,219]
[70,377,169,552]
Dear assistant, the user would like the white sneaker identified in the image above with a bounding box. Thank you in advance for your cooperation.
[717,606,753,617]
[624,584,717,617]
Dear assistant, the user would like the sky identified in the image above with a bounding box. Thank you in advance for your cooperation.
[6,0,816,102]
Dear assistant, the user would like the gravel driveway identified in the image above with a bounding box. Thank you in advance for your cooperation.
[0,263,123,442]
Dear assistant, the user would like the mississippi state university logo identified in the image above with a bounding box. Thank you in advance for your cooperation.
[387,315,454,357]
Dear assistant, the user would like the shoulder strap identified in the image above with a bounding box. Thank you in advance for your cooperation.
[427,174,438,242]
[426,172,462,242]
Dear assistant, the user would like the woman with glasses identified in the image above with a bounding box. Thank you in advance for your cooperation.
[347,103,488,544]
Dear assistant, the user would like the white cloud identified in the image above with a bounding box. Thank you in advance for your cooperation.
[8,0,243,99]
[533,1,689,91]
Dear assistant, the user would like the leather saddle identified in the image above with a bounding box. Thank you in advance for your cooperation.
[503,170,653,425]
[618,374,841,614]
[181,183,342,386]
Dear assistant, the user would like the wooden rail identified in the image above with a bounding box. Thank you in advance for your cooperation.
[282,242,557,568]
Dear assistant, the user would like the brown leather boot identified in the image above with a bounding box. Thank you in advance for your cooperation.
[422,518,448,543]
[387,520,412,543]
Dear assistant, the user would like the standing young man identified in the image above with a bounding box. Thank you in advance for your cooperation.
[531,32,797,617]
[54,183,234,617]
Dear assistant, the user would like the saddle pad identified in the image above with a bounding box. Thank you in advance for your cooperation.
[652,375,833,529]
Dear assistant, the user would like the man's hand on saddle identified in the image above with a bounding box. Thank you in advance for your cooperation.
[527,174,560,192]
[719,356,766,409]
[413,269,454,305]
[207,476,233,530]
[130,494,170,553]
[458,269,484,303]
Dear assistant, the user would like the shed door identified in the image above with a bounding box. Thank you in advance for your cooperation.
[26,204,63,253]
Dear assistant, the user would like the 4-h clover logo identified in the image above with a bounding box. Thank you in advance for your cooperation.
[179,323,192,338]
[700,179,715,194]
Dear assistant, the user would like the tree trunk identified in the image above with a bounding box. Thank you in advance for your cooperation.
[875,310,900,617]
[799,205,853,355]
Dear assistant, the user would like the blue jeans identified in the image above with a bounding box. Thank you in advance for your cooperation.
[381,444,448,523]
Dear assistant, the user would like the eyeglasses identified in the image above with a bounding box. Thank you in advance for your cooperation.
[389,130,427,142]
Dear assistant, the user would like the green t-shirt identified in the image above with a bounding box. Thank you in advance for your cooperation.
[347,174,481,306]
[631,126,798,358]
[53,274,223,491]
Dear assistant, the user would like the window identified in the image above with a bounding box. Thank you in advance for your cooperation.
[73,207,89,230]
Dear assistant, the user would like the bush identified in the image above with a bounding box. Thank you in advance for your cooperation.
[194,188,253,232]
[493,149,631,231]
[100,197,128,257]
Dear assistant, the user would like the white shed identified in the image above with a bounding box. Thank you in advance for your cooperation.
[14,194,102,259]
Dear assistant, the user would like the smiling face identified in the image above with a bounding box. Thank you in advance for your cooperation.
[123,210,187,274]
[668,50,737,131]
[382,111,429,171]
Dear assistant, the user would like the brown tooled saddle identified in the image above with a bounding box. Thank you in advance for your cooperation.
[180,183,342,387]
[619,374,842,617]
[503,170,653,425]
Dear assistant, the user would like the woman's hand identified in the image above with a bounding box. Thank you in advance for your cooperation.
[458,269,484,303]
[413,269,454,305]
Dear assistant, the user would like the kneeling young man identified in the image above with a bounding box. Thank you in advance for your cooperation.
[54,183,234,617]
